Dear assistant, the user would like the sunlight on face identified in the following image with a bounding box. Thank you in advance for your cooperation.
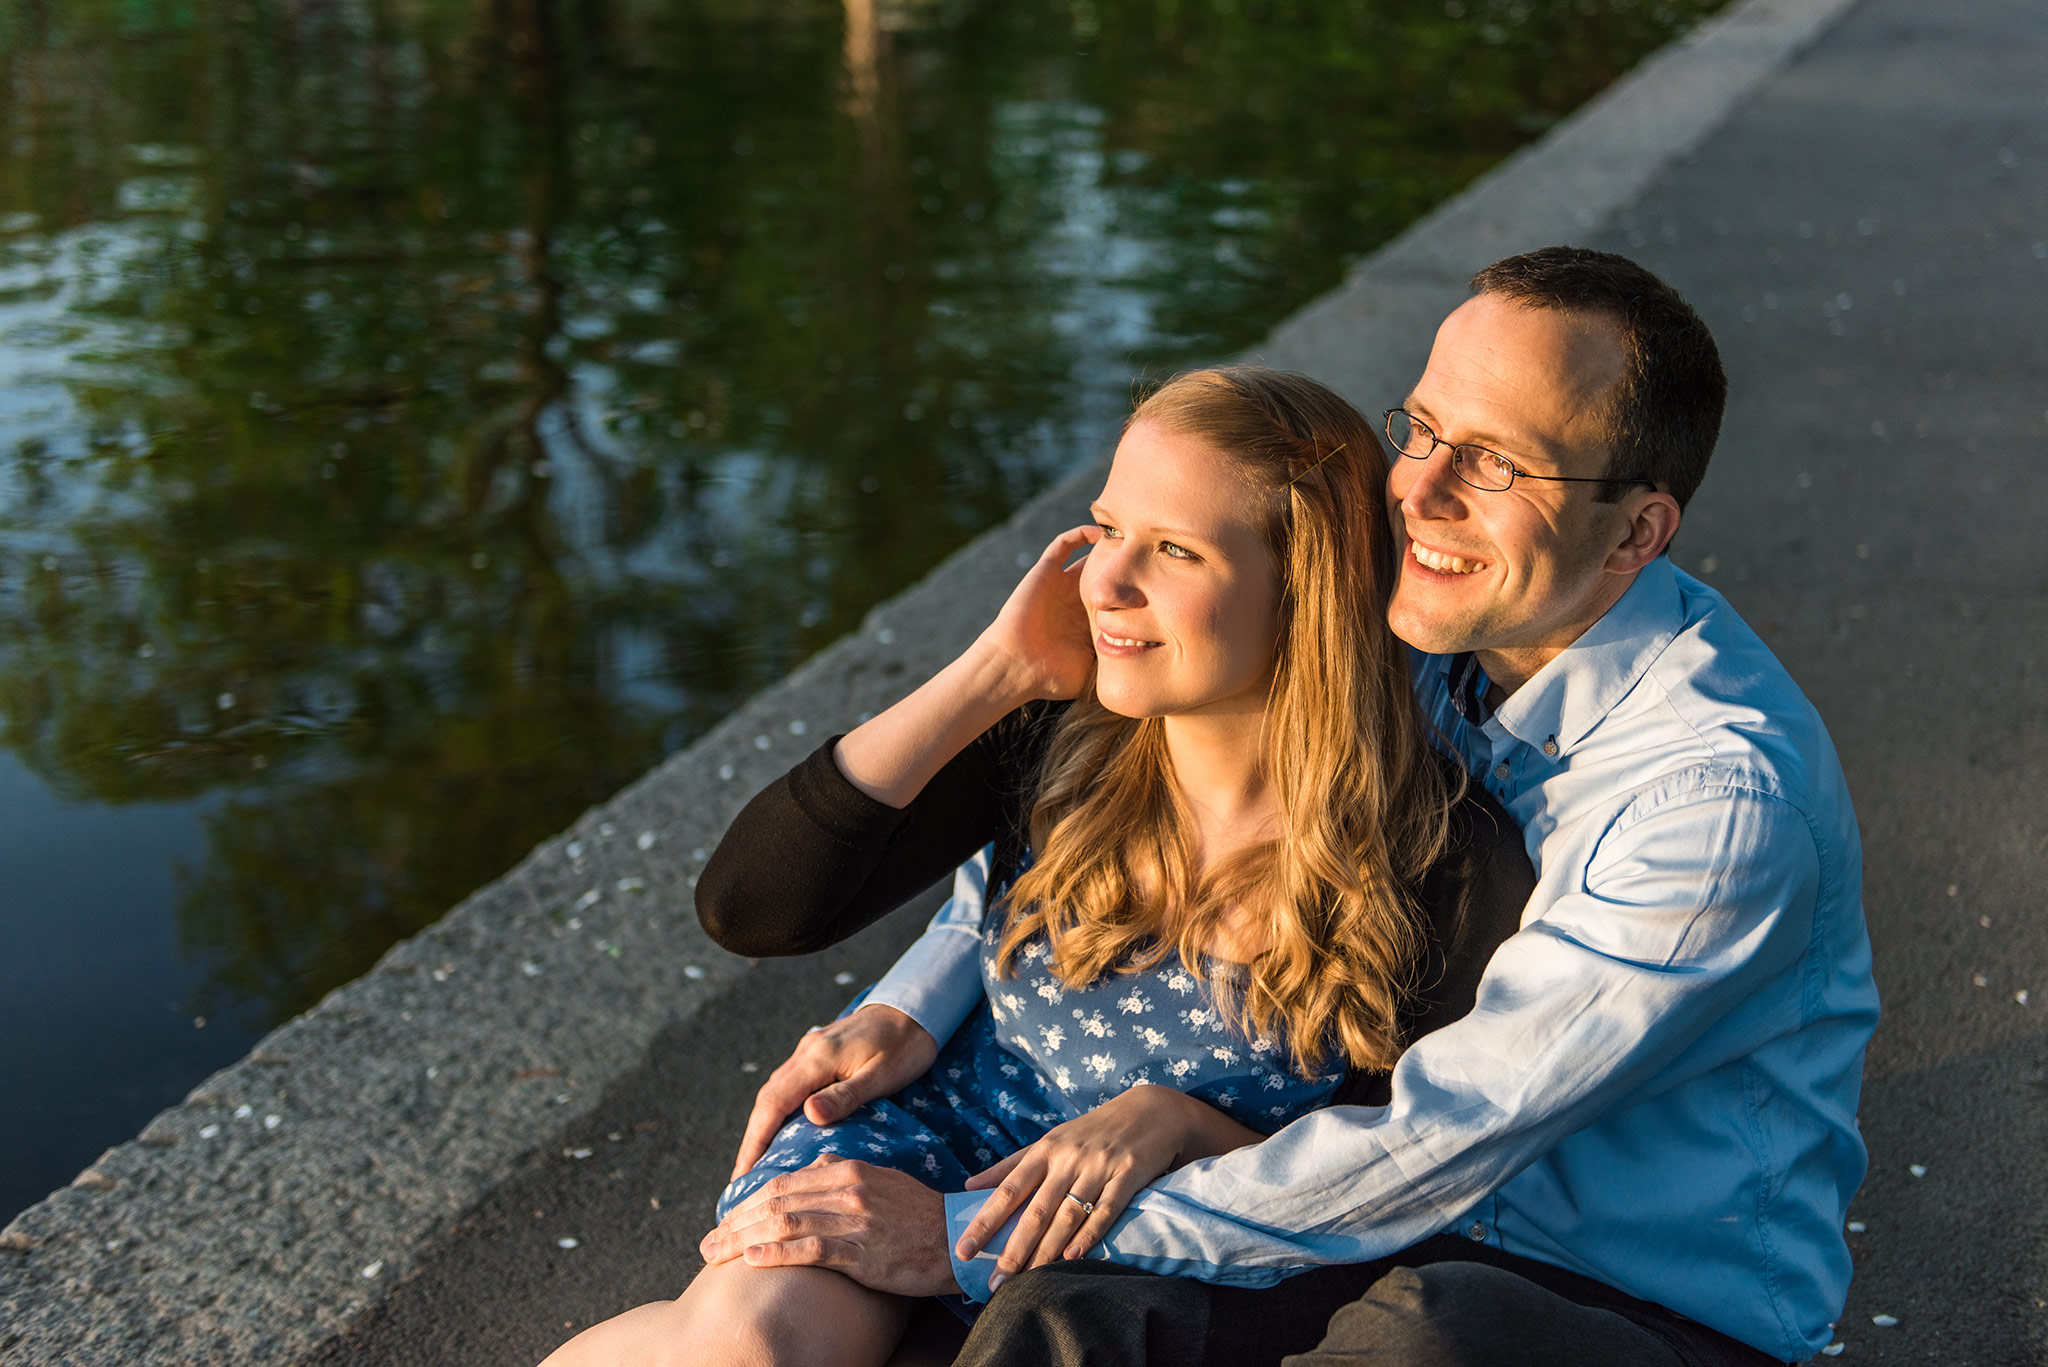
[1385,292,1633,668]
[1082,422,1284,720]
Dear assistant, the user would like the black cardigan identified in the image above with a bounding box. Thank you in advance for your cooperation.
[697,704,1533,1106]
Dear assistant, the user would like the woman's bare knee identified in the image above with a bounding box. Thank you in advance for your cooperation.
[537,1260,911,1367]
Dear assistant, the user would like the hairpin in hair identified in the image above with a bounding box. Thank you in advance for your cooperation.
[1287,441,1346,486]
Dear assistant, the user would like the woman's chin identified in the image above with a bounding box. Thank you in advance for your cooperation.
[1092,680,1170,720]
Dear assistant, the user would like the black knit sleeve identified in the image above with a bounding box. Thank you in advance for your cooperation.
[1328,768,1534,1107]
[695,703,1065,957]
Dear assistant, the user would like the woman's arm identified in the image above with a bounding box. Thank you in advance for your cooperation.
[833,524,1098,805]
[696,526,1098,957]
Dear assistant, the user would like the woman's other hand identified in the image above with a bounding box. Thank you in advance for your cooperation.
[954,1084,1261,1277]
[972,524,1099,704]
[731,1005,939,1179]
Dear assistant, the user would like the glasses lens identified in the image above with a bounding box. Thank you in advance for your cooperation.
[1386,410,1430,457]
[1453,445,1515,491]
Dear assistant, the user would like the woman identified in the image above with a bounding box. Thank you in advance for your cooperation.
[541,366,1530,1367]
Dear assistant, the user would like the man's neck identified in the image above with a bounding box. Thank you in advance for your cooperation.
[1473,567,1642,699]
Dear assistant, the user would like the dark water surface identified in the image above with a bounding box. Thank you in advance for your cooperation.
[0,0,1722,1218]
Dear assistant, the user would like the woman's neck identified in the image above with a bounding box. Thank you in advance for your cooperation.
[1159,700,1277,865]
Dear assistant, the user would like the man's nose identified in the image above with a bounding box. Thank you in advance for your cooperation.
[1392,447,1467,519]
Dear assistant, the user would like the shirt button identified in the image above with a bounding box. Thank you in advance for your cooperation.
[1542,736,1559,757]
[1492,763,1510,781]
[1467,1222,1487,1241]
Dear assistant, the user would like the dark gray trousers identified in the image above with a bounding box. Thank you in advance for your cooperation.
[951,1235,1787,1367]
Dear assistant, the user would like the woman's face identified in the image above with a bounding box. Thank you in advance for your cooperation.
[1083,421,1285,720]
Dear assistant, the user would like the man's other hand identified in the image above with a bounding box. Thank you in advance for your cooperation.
[731,1004,938,1179]
[700,1157,956,1298]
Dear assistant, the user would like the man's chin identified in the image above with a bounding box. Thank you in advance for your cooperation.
[1387,597,1486,657]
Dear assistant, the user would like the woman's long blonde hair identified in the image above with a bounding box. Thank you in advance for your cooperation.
[995,366,1458,1074]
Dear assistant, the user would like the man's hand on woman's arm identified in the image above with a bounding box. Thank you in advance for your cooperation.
[956,1084,1262,1278]
[731,1005,939,1178]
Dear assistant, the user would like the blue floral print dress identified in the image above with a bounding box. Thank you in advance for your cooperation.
[717,850,1344,1219]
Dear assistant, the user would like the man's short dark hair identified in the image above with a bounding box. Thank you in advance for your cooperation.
[1469,246,1726,511]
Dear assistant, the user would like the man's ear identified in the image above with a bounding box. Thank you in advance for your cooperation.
[1605,491,1681,574]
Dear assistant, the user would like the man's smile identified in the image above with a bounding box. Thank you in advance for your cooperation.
[1407,539,1491,576]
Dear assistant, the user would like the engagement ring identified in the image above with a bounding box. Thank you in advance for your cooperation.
[1065,1193,1095,1215]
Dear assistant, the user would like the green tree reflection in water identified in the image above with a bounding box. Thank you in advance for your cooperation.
[0,0,1724,1032]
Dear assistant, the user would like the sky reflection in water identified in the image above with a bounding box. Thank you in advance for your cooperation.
[0,0,1722,1217]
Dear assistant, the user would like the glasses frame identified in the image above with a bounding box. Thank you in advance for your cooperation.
[1383,409,1655,494]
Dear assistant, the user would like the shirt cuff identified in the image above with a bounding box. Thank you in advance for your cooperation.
[864,925,983,1043]
[944,1190,1021,1302]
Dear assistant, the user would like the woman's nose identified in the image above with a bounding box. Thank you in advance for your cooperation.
[1083,555,1144,611]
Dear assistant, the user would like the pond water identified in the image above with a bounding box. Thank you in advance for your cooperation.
[0,0,1722,1219]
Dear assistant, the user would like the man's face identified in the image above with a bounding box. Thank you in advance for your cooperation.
[1386,293,1656,686]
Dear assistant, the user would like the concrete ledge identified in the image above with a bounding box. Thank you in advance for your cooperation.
[0,0,1864,1360]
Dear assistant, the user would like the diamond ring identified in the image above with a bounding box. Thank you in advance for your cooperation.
[1064,1193,1095,1215]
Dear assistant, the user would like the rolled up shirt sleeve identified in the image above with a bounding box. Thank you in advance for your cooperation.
[951,782,1827,1294]
[864,848,991,1045]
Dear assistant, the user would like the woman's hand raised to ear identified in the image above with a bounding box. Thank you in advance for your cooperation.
[972,523,1100,704]
[834,525,1098,810]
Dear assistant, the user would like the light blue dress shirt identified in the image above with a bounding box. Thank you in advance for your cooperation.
[868,558,1879,1362]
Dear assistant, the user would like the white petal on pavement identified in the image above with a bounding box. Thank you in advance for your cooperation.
[1820,1344,1845,1357]
[557,1237,580,1249]
[1907,1163,1926,1177]
[1871,1314,1897,1327]
[361,1261,383,1279]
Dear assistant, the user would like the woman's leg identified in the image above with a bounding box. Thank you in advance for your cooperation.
[537,1258,914,1367]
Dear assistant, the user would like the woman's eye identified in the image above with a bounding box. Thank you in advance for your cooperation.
[1096,523,1121,540]
[1159,541,1196,561]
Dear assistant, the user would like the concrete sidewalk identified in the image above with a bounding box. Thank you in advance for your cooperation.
[5,0,2043,1361]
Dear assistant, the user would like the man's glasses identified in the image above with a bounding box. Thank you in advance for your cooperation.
[1383,409,1654,494]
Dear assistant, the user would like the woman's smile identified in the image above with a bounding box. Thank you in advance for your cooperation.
[1095,626,1163,657]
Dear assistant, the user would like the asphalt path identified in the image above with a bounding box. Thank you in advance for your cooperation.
[313,0,2048,1360]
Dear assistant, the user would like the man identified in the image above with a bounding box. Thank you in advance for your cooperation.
[700,248,1879,1366]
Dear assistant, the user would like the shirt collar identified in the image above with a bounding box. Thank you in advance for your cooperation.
[1489,556,1686,756]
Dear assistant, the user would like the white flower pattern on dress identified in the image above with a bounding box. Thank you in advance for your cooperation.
[720,873,1343,1232]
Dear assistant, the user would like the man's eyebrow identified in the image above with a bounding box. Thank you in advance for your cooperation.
[1402,399,1558,465]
